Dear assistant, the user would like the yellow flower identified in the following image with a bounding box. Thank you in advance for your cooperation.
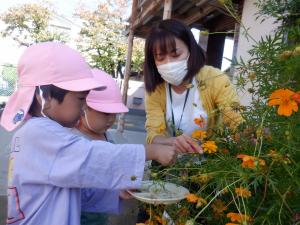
[268,150,291,164]
[237,154,265,169]
[191,130,207,140]
[235,187,252,198]
[268,89,298,116]
[186,193,199,203]
[191,173,211,184]
[227,212,251,223]
[225,223,240,225]
[201,141,218,154]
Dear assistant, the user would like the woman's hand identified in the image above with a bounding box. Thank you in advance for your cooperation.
[173,134,203,154]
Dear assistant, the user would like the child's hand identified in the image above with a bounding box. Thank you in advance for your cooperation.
[119,190,132,200]
[145,144,177,166]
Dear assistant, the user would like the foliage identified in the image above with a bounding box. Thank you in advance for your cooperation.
[140,0,300,224]
[76,0,144,77]
[0,3,68,46]
[0,64,17,96]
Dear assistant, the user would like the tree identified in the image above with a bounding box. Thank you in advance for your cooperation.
[76,0,144,77]
[1,64,17,96]
[0,3,68,46]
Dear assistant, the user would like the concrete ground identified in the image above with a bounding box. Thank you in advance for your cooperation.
[0,110,147,225]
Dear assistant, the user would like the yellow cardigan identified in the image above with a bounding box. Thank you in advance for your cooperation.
[145,65,243,144]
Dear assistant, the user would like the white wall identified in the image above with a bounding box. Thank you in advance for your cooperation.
[235,0,278,105]
[117,79,145,110]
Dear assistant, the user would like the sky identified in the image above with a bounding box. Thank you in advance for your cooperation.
[0,0,233,70]
[0,0,132,18]
[0,0,98,16]
[0,0,87,65]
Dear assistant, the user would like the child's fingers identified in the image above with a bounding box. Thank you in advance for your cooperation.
[120,190,133,200]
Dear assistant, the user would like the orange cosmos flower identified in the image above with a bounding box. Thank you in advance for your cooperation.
[194,115,206,128]
[237,154,265,169]
[292,91,300,104]
[227,212,251,223]
[191,130,207,140]
[186,193,199,203]
[268,89,298,116]
[211,199,227,219]
[155,215,166,224]
[201,141,218,154]
[235,187,252,198]
[225,223,240,225]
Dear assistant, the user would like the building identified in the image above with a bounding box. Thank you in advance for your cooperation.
[122,0,279,110]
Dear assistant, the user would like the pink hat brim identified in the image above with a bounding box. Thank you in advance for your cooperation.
[0,86,35,131]
[54,77,106,91]
[87,101,129,113]
[1,77,106,131]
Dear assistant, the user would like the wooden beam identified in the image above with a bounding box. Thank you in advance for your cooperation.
[183,5,215,25]
[163,0,173,19]
[132,0,162,30]
[177,2,193,15]
[117,0,138,132]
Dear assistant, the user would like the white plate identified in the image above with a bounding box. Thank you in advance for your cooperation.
[128,180,189,205]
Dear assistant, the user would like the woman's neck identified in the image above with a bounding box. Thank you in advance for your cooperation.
[171,83,188,94]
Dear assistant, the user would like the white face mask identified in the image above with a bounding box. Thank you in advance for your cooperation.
[157,58,188,86]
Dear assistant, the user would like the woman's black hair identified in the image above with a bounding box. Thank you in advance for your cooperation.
[144,19,206,93]
[28,85,69,116]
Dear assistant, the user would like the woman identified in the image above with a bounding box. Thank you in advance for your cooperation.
[144,19,242,153]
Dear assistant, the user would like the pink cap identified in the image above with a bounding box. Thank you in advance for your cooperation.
[86,69,128,113]
[0,42,105,131]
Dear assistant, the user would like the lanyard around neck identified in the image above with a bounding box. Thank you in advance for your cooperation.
[168,83,190,137]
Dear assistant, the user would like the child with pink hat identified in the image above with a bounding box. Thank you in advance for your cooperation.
[0,42,176,225]
[77,69,128,142]
[75,69,130,225]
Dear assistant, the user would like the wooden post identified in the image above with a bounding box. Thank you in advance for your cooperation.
[117,0,138,132]
[163,0,172,19]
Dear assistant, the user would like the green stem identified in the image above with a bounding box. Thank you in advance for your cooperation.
[254,110,269,157]
[193,178,242,220]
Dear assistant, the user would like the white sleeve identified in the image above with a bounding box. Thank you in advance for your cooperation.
[16,119,145,190]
